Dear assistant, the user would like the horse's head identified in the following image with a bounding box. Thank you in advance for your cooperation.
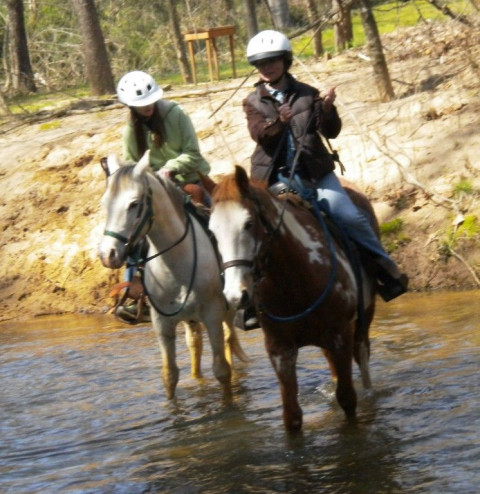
[209,166,267,310]
[98,151,153,269]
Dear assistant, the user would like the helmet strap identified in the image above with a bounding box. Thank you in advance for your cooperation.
[265,72,288,89]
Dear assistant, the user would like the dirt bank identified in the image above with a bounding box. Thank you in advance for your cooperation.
[1,20,479,322]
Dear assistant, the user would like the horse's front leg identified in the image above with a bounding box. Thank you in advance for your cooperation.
[185,320,203,378]
[151,313,179,399]
[268,343,302,432]
[202,310,232,397]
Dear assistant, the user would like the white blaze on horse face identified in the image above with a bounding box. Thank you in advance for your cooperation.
[98,179,144,269]
[210,201,256,308]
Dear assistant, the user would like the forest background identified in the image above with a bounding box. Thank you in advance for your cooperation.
[0,0,479,322]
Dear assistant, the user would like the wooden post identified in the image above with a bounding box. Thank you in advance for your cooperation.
[186,40,197,84]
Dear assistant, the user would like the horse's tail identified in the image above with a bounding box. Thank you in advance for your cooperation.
[357,339,372,389]
[223,321,249,365]
[354,298,373,388]
[231,331,249,363]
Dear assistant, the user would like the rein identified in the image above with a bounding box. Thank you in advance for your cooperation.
[140,178,199,318]
[104,173,199,318]
[142,209,191,264]
[140,208,199,318]
[103,182,154,250]
[221,187,338,324]
[251,107,339,322]
[256,192,339,324]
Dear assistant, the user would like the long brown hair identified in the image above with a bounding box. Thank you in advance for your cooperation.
[130,105,165,158]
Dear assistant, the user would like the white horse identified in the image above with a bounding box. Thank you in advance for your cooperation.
[98,151,246,399]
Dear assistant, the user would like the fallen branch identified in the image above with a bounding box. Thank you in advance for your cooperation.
[425,0,472,26]
[0,98,118,135]
[448,246,480,286]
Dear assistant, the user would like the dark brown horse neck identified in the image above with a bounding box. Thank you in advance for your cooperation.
[247,184,358,328]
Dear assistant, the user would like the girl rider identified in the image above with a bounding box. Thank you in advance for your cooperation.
[114,70,211,322]
[243,30,408,302]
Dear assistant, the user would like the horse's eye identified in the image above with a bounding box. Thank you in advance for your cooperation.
[244,220,253,231]
[128,200,139,211]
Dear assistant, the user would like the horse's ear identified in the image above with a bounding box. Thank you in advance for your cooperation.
[234,165,250,197]
[199,173,217,195]
[101,154,121,177]
[133,150,151,177]
[100,157,109,176]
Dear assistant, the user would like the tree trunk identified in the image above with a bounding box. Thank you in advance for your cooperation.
[70,0,115,96]
[357,0,394,102]
[223,0,236,21]
[0,91,10,115]
[267,0,291,29]
[244,0,259,39]
[305,0,323,56]
[332,0,353,53]
[165,0,192,84]
[6,0,36,93]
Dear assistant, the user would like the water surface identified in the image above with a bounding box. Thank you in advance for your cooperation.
[1,291,479,493]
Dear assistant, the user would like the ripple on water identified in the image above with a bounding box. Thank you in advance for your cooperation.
[0,295,479,493]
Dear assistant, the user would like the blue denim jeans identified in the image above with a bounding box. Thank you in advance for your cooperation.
[315,172,393,266]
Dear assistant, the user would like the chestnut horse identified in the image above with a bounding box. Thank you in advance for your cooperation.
[206,166,377,431]
[98,152,246,400]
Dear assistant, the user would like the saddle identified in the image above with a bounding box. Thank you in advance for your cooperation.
[271,185,313,212]
[269,179,376,287]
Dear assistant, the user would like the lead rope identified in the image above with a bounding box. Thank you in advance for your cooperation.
[256,177,339,323]
[136,177,199,318]
[140,204,199,318]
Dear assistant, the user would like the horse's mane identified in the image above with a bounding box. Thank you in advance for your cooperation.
[212,172,267,203]
[109,164,185,216]
[144,172,187,220]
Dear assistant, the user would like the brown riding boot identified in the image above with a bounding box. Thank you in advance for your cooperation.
[374,257,409,302]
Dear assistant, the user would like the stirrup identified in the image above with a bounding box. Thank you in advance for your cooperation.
[234,306,261,331]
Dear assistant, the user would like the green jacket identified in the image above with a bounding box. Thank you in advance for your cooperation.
[122,100,210,183]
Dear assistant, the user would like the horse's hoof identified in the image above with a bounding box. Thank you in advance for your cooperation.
[285,419,303,432]
[284,410,303,432]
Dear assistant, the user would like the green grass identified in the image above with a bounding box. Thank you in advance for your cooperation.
[456,214,480,238]
[380,217,410,252]
[380,217,404,235]
[39,120,61,131]
[438,214,480,258]
[453,179,476,197]
[6,86,90,115]
[292,0,474,57]
[195,0,474,79]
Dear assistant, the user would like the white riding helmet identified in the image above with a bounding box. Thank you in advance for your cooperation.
[116,70,163,107]
[246,30,293,68]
